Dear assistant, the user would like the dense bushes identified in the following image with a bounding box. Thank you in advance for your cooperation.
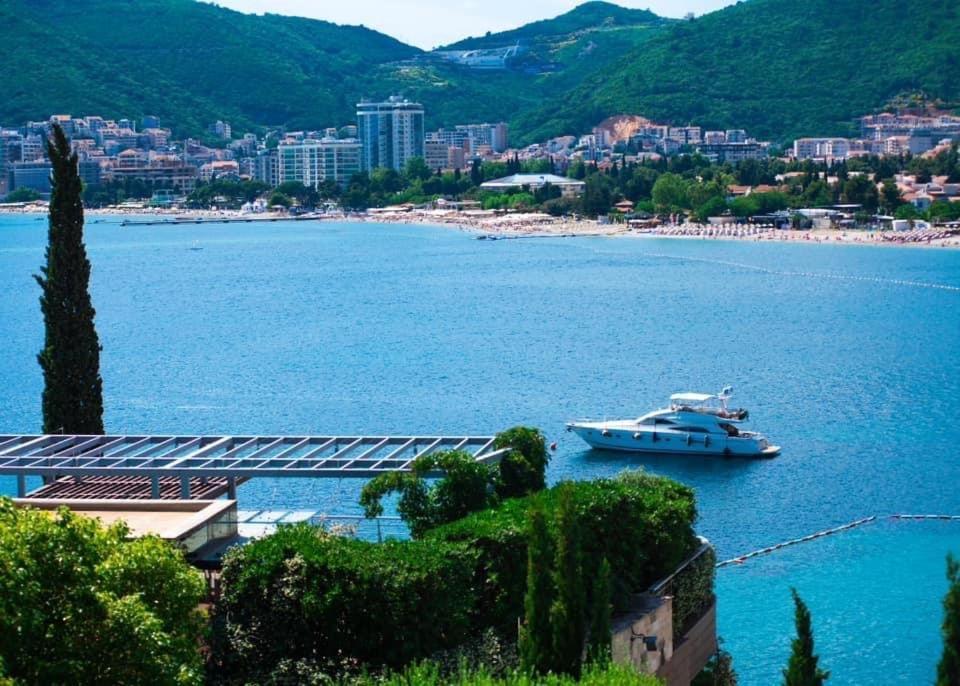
[360,450,499,538]
[359,427,550,538]
[427,471,698,633]
[0,499,206,685]
[213,469,699,682]
[210,523,476,683]
[495,426,550,499]
[345,661,662,685]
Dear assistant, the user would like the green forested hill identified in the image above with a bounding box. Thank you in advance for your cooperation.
[443,1,663,49]
[515,0,960,143]
[1,0,418,134]
[2,0,959,143]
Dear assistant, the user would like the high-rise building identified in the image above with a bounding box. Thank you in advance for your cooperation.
[254,149,279,187]
[356,96,425,171]
[277,138,362,187]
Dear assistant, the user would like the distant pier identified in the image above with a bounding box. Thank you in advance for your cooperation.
[119,215,333,227]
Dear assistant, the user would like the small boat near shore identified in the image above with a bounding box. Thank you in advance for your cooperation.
[566,387,780,458]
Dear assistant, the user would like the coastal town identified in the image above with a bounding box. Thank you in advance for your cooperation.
[2,99,959,247]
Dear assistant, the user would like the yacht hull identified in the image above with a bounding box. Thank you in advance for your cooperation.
[567,424,779,458]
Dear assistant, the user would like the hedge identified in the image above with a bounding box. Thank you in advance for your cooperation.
[426,471,699,632]
[669,545,717,641]
[266,660,663,685]
[211,523,476,682]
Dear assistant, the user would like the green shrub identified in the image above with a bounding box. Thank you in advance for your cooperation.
[0,499,206,686]
[211,523,477,682]
[495,426,550,499]
[360,450,498,538]
[356,660,662,685]
[427,471,698,632]
[669,545,716,641]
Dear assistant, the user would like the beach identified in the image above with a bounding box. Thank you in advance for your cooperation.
[3,202,958,248]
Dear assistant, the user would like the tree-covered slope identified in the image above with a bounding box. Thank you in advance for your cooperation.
[1,0,418,134]
[387,1,669,133]
[2,0,958,143]
[516,0,960,143]
[443,1,662,49]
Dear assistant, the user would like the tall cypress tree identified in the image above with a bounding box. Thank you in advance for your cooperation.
[550,484,586,678]
[937,554,960,686]
[34,123,104,435]
[783,589,829,686]
[520,504,554,676]
[586,557,612,665]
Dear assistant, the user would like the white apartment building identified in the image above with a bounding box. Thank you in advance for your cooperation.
[793,138,850,161]
[278,138,362,187]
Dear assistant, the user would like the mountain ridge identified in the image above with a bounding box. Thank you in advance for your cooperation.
[1,0,958,144]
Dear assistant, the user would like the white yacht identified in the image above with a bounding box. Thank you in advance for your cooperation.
[566,388,780,458]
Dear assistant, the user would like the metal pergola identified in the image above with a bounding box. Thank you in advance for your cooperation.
[0,434,507,499]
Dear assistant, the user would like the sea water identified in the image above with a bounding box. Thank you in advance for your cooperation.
[1,216,958,684]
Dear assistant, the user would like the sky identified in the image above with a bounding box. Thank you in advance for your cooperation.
[212,0,734,50]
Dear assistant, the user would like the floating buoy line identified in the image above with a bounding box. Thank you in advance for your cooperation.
[640,252,960,293]
[717,514,960,569]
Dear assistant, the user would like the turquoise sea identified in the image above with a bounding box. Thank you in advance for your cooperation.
[1,215,958,684]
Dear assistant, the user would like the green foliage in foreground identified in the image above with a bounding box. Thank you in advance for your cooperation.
[783,589,829,686]
[0,498,206,686]
[211,525,476,683]
[213,471,697,683]
[520,505,554,676]
[360,450,499,538]
[346,661,662,685]
[938,554,960,686]
[428,471,699,633]
[360,426,550,537]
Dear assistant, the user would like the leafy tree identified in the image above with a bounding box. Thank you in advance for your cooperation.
[937,554,960,686]
[359,450,498,538]
[268,191,292,208]
[895,204,919,220]
[369,168,404,195]
[783,588,829,686]
[695,196,729,222]
[404,156,433,183]
[0,499,206,685]
[582,174,615,217]
[551,485,586,678]
[494,426,550,499]
[520,505,554,675]
[275,181,319,208]
[841,175,879,213]
[35,123,104,435]
[729,195,761,218]
[4,187,41,203]
[652,173,689,213]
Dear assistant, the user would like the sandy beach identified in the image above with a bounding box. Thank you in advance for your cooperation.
[3,203,959,248]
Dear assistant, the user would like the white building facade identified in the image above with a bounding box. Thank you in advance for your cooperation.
[277,138,361,187]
